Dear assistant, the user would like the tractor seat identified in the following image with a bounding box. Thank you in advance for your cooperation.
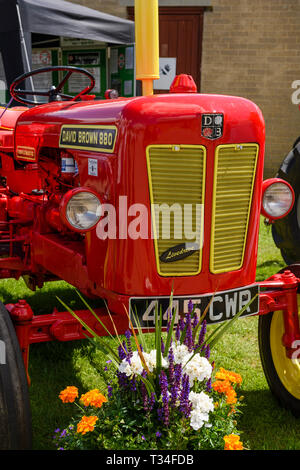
[0,106,28,152]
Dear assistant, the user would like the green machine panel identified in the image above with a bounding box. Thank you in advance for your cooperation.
[62,49,107,98]
[109,45,135,97]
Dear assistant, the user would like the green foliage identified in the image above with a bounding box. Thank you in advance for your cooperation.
[52,293,247,451]
[1,216,299,450]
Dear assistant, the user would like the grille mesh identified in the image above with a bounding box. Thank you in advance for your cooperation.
[210,144,259,273]
[147,145,206,276]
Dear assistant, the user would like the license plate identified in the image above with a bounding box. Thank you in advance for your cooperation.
[129,284,259,329]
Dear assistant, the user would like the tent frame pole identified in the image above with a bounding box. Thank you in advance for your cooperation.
[16,2,36,100]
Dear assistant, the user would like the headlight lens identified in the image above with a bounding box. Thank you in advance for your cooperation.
[262,182,294,218]
[64,191,101,231]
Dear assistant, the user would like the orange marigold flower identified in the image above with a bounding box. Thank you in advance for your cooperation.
[80,389,108,408]
[59,386,78,403]
[212,379,237,404]
[212,379,232,394]
[215,368,242,385]
[225,387,237,405]
[77,415,98,435]
[224,434,243,450]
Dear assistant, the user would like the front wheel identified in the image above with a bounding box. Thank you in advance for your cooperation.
[0,302,32,449]
[258,304,300,416]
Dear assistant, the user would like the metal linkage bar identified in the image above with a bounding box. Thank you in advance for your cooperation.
[258,270,300,358]
[7,300,130,384]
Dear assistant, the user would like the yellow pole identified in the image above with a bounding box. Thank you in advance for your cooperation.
[134,0,160,95]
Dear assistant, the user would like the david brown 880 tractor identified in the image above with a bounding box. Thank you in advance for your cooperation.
[1,0,300,450]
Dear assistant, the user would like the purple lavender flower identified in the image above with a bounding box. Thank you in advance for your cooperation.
[205,343,210,359]
[197,319,207,348]
[117,371,129,390]
[159,371,170,427]
[168,347,175,382]
[130,376,137,392]
[184,310,194,352]
[118,340,127,360]
[175,321,181,342]
[156,431,162,438]
[179,373,192,418]
[125,329,133,359]
[206,377,212,393]
[107,385,113,398]
[141,370,149,411]
[149,392,155,411]
[170,362,182,406]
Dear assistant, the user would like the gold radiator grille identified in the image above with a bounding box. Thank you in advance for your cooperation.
[147,145,206,276]
[210,144,259,273]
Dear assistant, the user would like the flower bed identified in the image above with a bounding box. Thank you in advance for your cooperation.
[53,298,247,450]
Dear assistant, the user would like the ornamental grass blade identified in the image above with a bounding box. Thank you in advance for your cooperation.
[207,294,258,350]
[139,374,156,398]
[163,292,178,358]
[123,305,150,375]
[192,293,215,342]
[155,302,163,376]
[75,290,119,346]
[56,296,120,365]
[130,305,147,354]
[75,290,127,358]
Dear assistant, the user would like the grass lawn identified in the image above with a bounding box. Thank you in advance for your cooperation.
[1,217,300,450]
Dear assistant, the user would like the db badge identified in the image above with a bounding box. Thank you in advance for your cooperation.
[201,113,223,140]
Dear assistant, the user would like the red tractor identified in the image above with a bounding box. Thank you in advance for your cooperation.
[0,0,300,450]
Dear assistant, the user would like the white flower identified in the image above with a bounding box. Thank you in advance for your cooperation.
[143,349,169,372]
[190,409,209,431]
[144,350,157,372]
[118,349,168,377]
[118,360,132,377]
[184,355,212,386]
[118,351,143,377]
[172,344,193,365]
[188,391,214,431]
[130,351,144,375]
[189,391,214,414]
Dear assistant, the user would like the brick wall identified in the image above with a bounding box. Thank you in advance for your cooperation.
[201,0,300,177]
[69,0,127,18]
[70,0,300,177]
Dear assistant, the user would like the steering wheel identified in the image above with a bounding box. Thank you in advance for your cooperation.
[9,66,96,106]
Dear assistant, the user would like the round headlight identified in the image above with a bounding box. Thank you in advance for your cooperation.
[262,180,294,220]
[60,189,101,231]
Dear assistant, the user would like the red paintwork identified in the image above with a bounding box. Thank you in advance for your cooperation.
[10,92,266,310]
[0,82,299,378]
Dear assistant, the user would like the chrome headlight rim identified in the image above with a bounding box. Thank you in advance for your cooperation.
[261,178,294,220]
[60,188,102,232]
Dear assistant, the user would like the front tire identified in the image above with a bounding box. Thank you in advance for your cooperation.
[0,302,32,449]
[272,140,300,264]
[258,303,300,417]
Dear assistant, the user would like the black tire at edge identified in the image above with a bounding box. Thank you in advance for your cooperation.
[272,140,300,264]
[0,302,32,449]
[258,313,300,417]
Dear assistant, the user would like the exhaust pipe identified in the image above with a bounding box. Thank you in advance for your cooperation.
[134,0,160,96]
